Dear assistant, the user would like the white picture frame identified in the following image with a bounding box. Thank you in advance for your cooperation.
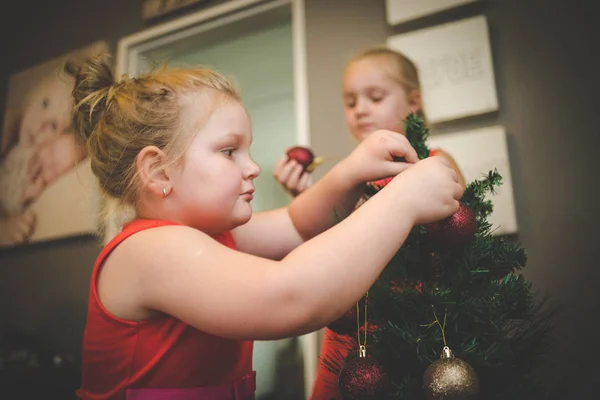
[385,0,479,25]
[427,125,518,236]
[387,15,499,123]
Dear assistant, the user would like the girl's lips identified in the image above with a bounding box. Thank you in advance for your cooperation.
[241,189,255,200]
[358,123,375,131]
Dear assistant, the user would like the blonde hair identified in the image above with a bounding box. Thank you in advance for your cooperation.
[63,54,240,240]
[346,47,427,123]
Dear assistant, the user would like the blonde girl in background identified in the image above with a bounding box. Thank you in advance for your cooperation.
[273,47,466,399]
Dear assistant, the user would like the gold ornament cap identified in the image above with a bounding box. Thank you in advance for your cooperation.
[441,346,454,359]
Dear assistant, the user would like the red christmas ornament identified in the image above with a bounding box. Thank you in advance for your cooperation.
[338,356,389,400]
[425,202,477,249]
[286,146,322,172]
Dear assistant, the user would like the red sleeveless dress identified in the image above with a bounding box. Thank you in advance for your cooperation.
[77,219,255,400]
[310,149,440,400]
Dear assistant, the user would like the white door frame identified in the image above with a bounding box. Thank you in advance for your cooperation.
[115,0,316,397]
[116,0,309,146]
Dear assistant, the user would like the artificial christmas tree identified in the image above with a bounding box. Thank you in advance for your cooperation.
[325,113,555,400]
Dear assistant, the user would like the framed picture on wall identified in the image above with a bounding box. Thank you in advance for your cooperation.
[427,125,518,236]
[0,41,108,248]
[384,0,479,25]
[387,15,498,124]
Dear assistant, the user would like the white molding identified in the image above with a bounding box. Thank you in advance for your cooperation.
[116,0,270,76]
[292,0,309,147]
[135,0,290,55]
[291,1,317,397]
[117,0,310,144]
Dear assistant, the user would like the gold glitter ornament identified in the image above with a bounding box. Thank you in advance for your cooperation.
[422,346,479,400]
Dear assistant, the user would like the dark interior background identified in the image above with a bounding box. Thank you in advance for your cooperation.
[1,0,598,398]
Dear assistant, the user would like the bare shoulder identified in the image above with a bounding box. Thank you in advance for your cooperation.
[110,225,210,262]
[110,224,238,276]
[121,224,213,250]
[98,225,226,321]
[100,223,286,337]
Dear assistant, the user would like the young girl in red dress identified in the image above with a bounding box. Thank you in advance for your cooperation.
[68,53,463,400]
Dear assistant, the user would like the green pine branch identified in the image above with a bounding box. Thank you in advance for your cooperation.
[403,112,431,160]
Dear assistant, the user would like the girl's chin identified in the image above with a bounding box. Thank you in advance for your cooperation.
[354,129,374,141]
[364,127,405,136]
[234,211,253,227]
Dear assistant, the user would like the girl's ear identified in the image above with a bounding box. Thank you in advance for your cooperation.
[136,145,171,198]
[408,90,423,114]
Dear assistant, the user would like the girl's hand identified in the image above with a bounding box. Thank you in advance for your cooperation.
[341,129,419,186]
[387,156,463,225]
[273,155,311,197]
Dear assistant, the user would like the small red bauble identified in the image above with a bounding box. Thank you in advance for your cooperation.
[338,356,389,400]
[425,202,477,249]
[286,146,322,172]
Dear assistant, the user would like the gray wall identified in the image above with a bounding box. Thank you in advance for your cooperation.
[1,0,598,397]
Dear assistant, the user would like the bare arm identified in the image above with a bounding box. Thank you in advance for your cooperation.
[104,187,415,341]
[99,156,462,341]
[233,130,419,259]
[232,162,364,260]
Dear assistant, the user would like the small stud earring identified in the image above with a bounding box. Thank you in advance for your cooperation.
[162,187,168,198]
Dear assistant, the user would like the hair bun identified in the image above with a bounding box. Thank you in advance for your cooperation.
[64,54,115,141]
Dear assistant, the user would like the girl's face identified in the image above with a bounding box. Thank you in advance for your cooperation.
[342,58,420,142]
[168,98,260,233]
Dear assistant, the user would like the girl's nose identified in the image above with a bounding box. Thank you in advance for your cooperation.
[354,98,369,115]
[245,159,261,179]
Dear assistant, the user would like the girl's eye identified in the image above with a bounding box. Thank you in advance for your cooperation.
[343,96,356,108]
[222,148,235,157]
